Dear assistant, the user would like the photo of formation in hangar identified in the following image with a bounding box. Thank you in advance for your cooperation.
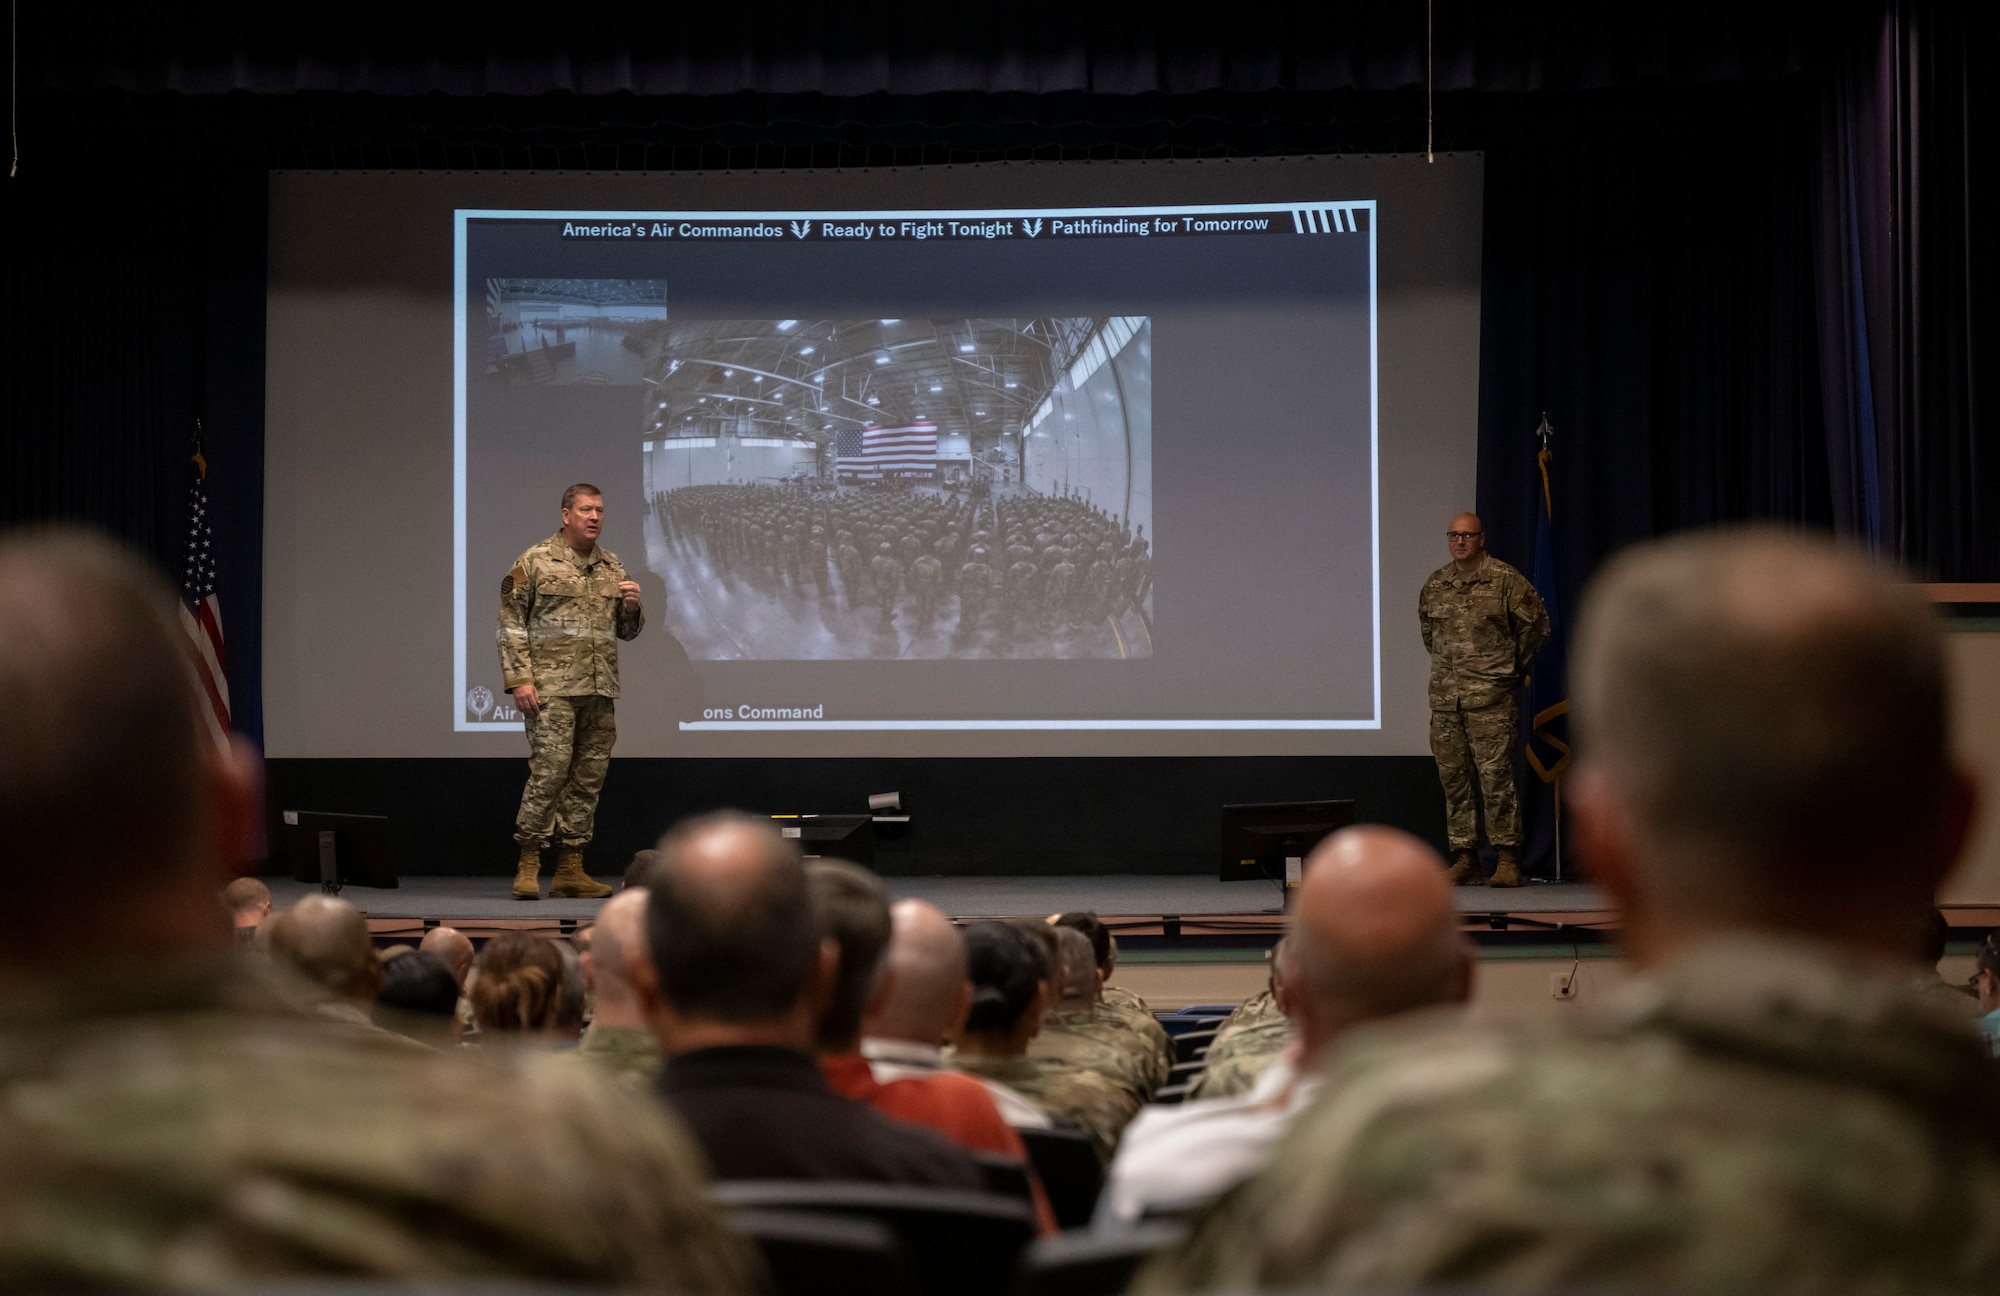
[639,317,1154,661]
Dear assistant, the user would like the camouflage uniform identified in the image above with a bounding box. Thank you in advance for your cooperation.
[498,533,645,847]
[951,1052,1138,1164]
[576,1022,663,1090]
[1140,936,2000,1294]
[1038,1001,1170,1098]
[0,959,753,1291]
[1418,555,1548,849]
[1101,983,1152,1015]
[1190,1011,1293,1100]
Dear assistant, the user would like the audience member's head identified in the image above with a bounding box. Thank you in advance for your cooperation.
[267,894,381,1007]
[1291,826,1473,1058]
[375,950,463,1048]
[551,939,588,1040]
[585,887,653,1029]
[0,529,260,974]
[418,925,475,989]
[806,859,894,1053]
[470,932,567,1035]
[1054,925,1101,1005]
[1975,933,2000,1014]
[1569,529,1976,965]
[222,877,272,929]
[957,921,1051,1056]
[1007,916,1063,999]
[624,848,663,890]
[640,810,830,1052]
[1912,906,1952,970]
[1055,911,1116,979]
[864,900,973,1048]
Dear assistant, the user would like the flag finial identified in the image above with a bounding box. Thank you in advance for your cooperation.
[1536,412,1554,451]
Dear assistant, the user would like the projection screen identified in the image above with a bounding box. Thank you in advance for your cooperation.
[265,156,1483,758]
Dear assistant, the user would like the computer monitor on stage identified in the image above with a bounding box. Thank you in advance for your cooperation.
[1219,800,1355,884]
[282,810,397,892]
[770,813,875,869]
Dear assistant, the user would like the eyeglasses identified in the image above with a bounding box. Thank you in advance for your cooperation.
[1446,531,1483,540]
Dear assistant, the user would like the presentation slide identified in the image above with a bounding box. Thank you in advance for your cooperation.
[266,158,1482,758]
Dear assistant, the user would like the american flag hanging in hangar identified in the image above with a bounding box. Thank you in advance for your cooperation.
[837,422,938,482]
[180,428,231,746]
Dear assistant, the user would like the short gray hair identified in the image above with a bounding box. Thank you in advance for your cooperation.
[1572,527,1949,887]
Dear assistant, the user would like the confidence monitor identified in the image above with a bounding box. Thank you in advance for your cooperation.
[282,810,397,892]
[1219,800,1354,883]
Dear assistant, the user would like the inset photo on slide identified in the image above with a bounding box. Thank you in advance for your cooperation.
[482,278,667,385]
[641,318,1154,662]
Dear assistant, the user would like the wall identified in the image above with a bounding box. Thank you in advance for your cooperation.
[1942,626,2000,904]
[1023,320,1153,541]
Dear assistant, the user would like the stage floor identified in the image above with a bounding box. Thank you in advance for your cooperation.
[267,873,1611,924]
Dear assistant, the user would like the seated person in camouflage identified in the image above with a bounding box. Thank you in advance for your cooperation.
[1054,910,1170,1047]
[951,922,1137,1163]
[1142,529,2000,1294]
[265,894,388,1033]
[574,888,661,1086]
[1187,940,1298,1100]
[1977,933,2000,1059]
[1031,926,1166,1101]
[0,530,750,1293]
[1106,827,1473,1225]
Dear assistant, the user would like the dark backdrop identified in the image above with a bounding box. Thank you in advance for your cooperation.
[7,1,1992,875]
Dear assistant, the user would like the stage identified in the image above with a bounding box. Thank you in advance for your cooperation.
[265,873,1621,943]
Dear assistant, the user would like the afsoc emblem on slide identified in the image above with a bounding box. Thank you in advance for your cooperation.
[467,685,494,720]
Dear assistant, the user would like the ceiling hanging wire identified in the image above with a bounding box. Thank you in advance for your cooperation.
[1426,0,1435,163]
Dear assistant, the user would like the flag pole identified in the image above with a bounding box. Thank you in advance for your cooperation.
[1536,413,1560,882]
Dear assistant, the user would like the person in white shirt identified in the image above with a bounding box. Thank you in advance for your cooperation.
[859,898,1053,1129]
[1099,825,1473,1225]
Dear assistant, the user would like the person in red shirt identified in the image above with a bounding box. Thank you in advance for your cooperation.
[807,861,1057,1233]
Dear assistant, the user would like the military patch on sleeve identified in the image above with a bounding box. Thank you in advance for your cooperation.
[501,563,527,602]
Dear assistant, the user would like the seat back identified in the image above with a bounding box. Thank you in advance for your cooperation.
[728,1207,915,1296]
[712,1181,1035,1296]
[1010,1223,1186,1296]
[973,1151,1034,1204]
[1016,1125,1105,1228]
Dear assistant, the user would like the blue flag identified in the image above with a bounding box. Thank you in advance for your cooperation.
[1524,437,1571,858]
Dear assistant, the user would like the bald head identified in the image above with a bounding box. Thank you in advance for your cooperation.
[1571,528,1971,950]
[222,878,271,927]
[268,895,380,1005]
[419,926,475,987]
[1290,826,1471,1054]
[587,887,651,1022]
[864,900,973,1046]
[645,811,817,1023]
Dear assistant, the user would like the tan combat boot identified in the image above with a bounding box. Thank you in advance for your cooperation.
[549,842,613,899]
[1443,848,1481,886]
[1489,847,1523,888]
[512,840,543,900]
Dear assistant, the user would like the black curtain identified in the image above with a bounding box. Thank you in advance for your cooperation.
[6,1,1993,764]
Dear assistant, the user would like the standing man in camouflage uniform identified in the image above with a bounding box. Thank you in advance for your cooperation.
[1419,512,1548,887]
[499,483,644,901]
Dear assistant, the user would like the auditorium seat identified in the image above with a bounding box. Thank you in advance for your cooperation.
[1171,1028,1218,1064]
[973,1151,1034,1205]
[1017,1126,1105,1228]
[1010,1222,1185,1296]
[1150,1081,1194,1106]
[728,1207,916,1296]
[711,1181,1035,1296]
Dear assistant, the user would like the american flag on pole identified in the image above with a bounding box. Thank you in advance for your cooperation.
[181,429,231,745]
[836,422,938,482]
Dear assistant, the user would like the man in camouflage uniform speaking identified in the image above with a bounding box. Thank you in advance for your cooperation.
[1418,511,1548,887]
[499,483,644,900]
